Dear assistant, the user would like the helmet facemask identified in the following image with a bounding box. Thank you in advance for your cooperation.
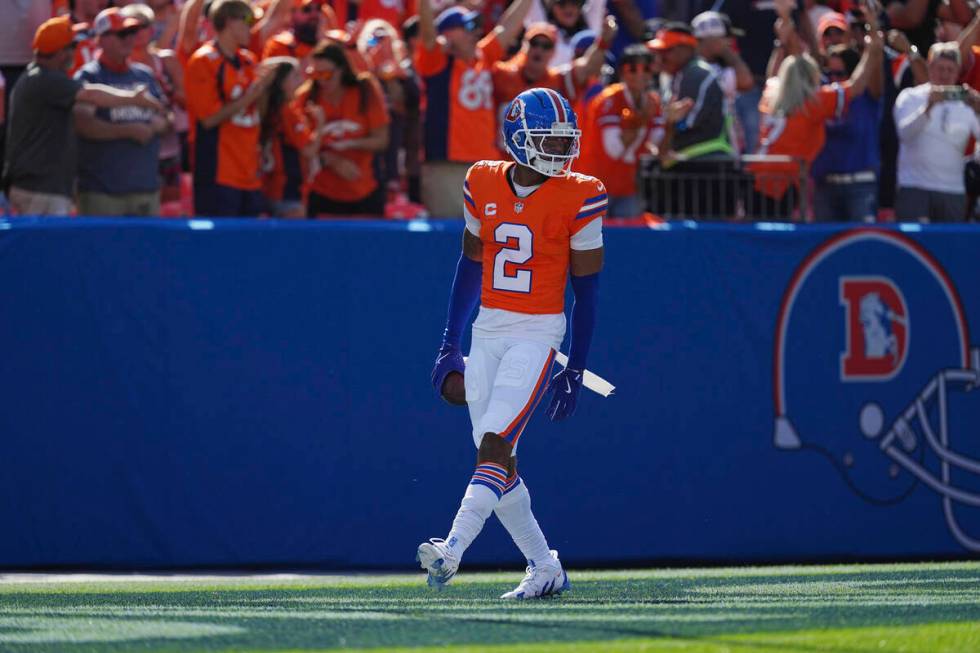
[509,120,581,177]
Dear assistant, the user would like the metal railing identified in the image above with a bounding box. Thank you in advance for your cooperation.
[638,154,811,222]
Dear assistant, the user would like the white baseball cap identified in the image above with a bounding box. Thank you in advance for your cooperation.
[691,11,743,39]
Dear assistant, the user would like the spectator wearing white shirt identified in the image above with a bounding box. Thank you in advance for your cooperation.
[894,42,980,222]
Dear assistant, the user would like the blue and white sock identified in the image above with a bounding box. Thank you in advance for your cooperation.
[494,475,552,566]
[445,463,508,558]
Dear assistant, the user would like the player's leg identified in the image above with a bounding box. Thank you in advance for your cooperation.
[474,340,569,598]
[417,336,503,588]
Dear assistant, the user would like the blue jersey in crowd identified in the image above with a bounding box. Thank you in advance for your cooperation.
[74,61,163,195]
[810,91,882,181]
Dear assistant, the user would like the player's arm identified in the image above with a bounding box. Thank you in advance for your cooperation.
[431,179,484,405]
[547,193,605,422]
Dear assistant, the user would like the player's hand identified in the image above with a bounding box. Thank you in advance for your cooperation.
[431,343,466,405]
[546,367,583,422]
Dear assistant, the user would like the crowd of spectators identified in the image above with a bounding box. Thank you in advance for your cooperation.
[2,0,980,222]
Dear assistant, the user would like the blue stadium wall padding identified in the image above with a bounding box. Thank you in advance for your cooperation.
[1,217,980,569]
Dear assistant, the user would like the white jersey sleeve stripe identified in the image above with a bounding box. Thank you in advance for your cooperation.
[570,216,603,251]
[463,203,481,236]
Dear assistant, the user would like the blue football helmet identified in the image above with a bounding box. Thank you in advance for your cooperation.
[502,88,581,177]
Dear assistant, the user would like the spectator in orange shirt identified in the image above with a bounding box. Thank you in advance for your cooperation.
[749,6,882,220]
[259,56,322,217]
[578,44,663,217]
[261,0,336,65]
[415,0,533,217]
[491,17,616,151]
[184,0,275,216]
[301,41,391,216]
[177,0,289,67]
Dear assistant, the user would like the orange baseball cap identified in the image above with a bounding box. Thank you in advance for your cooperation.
[92,7,141,36]
[525,22,558,44]
[33,16,85,55]
[647,27,698,51]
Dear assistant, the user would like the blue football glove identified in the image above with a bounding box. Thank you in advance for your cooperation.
[546,367,584,422]
[431,343,465,395]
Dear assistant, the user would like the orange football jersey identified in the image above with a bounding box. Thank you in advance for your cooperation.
[464,160,606,315]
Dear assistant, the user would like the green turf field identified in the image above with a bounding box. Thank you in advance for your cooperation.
[0,562,978,652]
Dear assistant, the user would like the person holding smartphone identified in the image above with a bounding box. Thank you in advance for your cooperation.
[894,41,980,222]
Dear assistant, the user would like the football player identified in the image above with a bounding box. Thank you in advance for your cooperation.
[419,87,605,599]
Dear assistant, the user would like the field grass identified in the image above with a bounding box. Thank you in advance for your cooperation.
[0,562,978,652]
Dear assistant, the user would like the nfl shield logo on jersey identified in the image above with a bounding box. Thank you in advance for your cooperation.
[514,202,524,214]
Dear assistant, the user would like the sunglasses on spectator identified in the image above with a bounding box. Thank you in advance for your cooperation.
[825,69,848,80]
[112,27,140,38]
[555,0,585,7]
[528,38,554,50]
[309,69,335,81]
[300,4,319,13]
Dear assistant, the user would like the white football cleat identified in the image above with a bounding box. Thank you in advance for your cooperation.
[416,538,460,589]
[500,550,570,599]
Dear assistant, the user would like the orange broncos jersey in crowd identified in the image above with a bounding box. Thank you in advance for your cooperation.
[464,160,607,315]
[262,101,317,202]
[578,83,661,198]
[751,81,852,199]
[185,42,263,190]
[301,80,390,202]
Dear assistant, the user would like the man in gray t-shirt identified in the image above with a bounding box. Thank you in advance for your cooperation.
[3,15,162,215]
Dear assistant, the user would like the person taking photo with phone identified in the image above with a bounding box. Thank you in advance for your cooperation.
[894,41,980,222]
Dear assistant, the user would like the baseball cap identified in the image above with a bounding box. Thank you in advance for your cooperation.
[647,24,698,51]
[93,7,141,36]
[435,6,481,33]
[33,16,86,55]
[570,29,596,57]
[818,11,849,36]
[691,11,744,39]
[525,22,558,43]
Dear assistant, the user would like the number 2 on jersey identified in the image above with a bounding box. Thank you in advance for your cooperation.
[492,223,532,293]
